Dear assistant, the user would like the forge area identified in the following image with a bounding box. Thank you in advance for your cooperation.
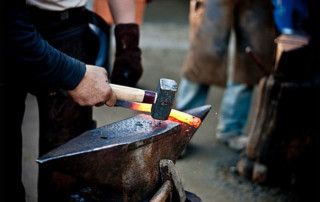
[21,0,315,201]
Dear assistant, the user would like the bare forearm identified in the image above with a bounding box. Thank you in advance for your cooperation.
[107,0,135,24]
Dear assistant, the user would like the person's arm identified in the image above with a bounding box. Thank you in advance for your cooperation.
[5,3,84,90]
[107,0,136,24]
[106,0,143,87]
[3,2,116,106]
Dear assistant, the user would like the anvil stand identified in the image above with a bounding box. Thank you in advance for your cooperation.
[149,159,201,202]
[67,159,201,202]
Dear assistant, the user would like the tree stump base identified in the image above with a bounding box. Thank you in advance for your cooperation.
[237,45,320,189]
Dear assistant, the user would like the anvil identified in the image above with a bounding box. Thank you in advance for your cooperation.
[37,105,211,201]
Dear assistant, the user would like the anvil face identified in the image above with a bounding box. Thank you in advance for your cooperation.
[37,105,211,201]
[38,105,211,164]
[37,115,179,164]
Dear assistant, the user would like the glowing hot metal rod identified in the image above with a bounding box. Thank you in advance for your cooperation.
[116,100,202,128]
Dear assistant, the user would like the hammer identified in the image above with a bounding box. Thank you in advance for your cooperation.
[110,78,178,120]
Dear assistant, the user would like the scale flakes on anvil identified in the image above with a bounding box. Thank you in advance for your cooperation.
[37,105,211,201]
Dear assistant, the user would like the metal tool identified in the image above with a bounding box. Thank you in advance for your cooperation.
[111,78,177,120]
[115,100,202,128]
[37,105,211,201]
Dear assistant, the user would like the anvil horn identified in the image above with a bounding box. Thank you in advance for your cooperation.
[37,105,211,201]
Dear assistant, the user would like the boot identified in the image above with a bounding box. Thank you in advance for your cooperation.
[110,23,143,87]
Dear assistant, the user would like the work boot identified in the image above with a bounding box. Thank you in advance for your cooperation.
[110,23,143,87]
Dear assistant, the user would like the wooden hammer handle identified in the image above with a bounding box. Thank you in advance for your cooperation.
[110,84,156,104]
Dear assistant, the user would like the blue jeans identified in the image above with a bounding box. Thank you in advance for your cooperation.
[176,78,210,110]
[176,78,253,137]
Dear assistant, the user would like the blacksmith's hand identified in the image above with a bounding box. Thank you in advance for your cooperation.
[68,65,117,107]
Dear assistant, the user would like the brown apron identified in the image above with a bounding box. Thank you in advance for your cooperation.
[183,0,276,86]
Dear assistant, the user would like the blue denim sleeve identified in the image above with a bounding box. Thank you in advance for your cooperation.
[4,3,86,90]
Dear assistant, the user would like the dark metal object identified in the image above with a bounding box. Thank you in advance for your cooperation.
[150,180,172,202]
[159,159,186,202]
[151,159,202,202]
[37,105,211,201]
[151,78,178,120]
[245,46,269,75]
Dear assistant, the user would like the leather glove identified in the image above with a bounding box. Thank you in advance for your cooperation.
[110,23,143,87]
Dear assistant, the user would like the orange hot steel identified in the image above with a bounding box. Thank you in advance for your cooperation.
[129,102,202,128]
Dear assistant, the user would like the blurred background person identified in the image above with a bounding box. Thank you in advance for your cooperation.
[93,0,147,86]
[176,0,276,150]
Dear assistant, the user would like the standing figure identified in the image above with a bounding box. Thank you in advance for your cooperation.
[27,1,143,201]
[0,0,143,201]
[176,0,276,150]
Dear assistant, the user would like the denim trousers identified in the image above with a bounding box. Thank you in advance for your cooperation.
[176,77,253,137]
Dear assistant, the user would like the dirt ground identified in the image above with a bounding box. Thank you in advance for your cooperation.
[21,0,310,201]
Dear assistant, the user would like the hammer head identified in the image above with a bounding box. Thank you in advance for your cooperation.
[151,78,178,120]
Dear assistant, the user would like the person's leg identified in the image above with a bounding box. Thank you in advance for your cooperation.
[0,86,27,202]
[177,0,232,110]
[216,81,253,139]
[175,77,209,158]
[216,0,275,151]
[176,77,209,111]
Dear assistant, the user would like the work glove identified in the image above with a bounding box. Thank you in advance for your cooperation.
[110,23,143,87]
